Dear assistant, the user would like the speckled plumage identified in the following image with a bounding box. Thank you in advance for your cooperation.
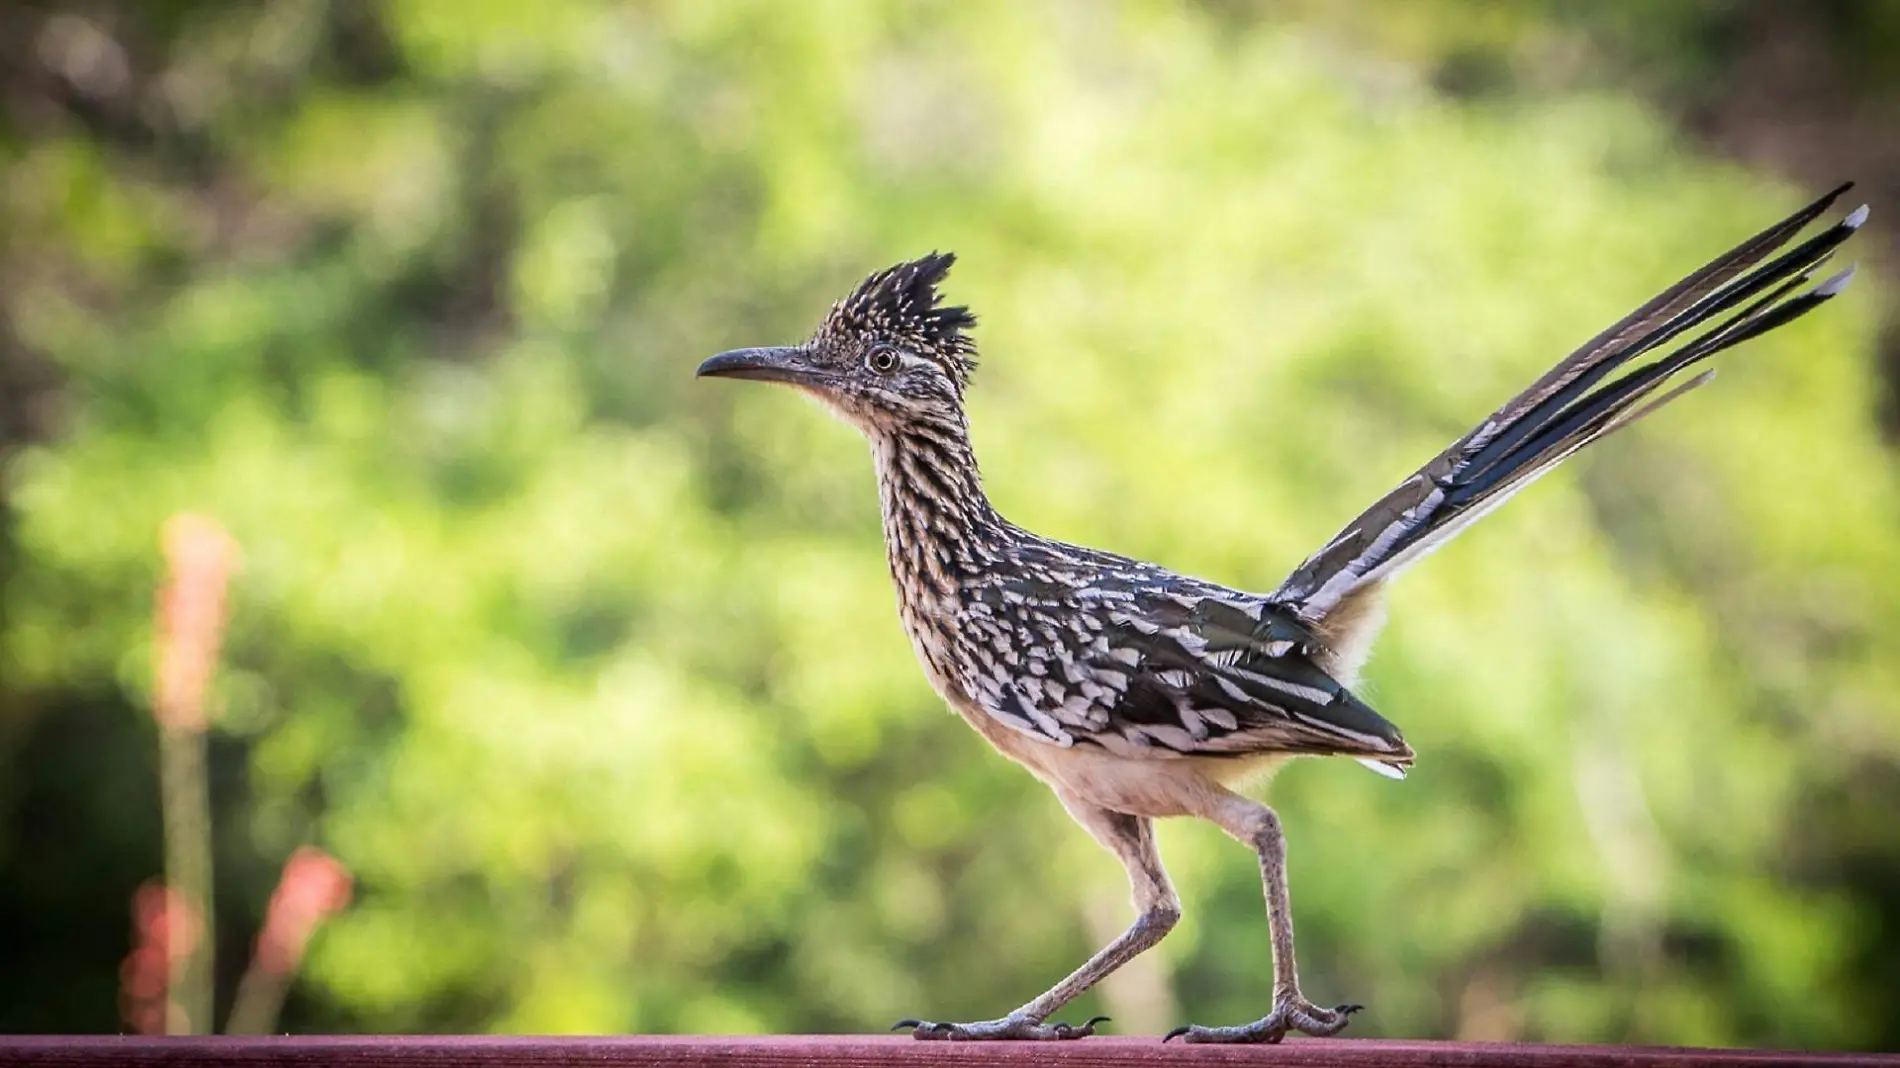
[808,255,1415,783]
[698,187,1865,1042]
[881,451,1407,764]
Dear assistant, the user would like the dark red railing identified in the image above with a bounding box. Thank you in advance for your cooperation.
[2,1036,1893,1068]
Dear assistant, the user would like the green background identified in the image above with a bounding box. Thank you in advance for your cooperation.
[2,0,1897,1049]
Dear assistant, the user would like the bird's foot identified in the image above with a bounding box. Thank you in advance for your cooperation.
[1164,997,1360,1044]
[893,1013,1109,1041]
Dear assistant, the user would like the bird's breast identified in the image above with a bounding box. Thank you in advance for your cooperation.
[890,583,965,696]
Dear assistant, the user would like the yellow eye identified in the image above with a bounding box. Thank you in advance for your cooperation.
[867,345,899,374]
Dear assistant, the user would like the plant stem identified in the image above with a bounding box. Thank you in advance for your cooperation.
[158,720,213,1034]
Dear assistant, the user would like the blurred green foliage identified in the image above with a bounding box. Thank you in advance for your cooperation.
[2,0,1897,1049]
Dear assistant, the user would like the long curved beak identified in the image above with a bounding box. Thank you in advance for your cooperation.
[696,346,823,387]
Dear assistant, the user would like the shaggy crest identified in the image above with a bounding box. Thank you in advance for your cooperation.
[824,252,978,386]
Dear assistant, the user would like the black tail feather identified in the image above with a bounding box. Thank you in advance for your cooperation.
[1445,261,1852,513]
[1456,200,1864,491]
[1274,187,1866,621]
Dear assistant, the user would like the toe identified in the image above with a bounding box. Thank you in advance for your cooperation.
[895,1014,1108,1041]
[1283,997,1358,1037]
[1163,1022,1286,1045]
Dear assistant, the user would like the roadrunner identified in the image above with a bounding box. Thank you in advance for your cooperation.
[697,185,1865,1042]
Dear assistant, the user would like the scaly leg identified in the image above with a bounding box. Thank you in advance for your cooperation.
[1166,791,1360,1044]
[899,790,1180,1041]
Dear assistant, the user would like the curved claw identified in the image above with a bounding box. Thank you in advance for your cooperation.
[1049,1015,1111,1038]
[893,1019,957,1039]
[904,1021,955,1042]
[1338,1004,1364,1016]
[1162,1025,1191,1043]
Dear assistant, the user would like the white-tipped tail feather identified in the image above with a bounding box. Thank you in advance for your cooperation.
[1356,758,1409,781]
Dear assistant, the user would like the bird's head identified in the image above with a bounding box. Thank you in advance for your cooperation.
[697,252,977,436]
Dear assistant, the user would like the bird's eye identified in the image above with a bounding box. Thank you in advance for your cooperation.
[866,345,900,374]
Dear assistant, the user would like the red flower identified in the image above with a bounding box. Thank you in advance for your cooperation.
[119,881,200,1034]
[255,847,353,976]
[153,515,240,733]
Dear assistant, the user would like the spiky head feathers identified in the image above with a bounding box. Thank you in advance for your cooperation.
[698,253,981,437]
[815,252,978,390]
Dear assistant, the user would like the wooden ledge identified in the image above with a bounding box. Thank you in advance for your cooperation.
[1,1036,1892,1068]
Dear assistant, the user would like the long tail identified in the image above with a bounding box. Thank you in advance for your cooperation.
[1275,184,1867,624]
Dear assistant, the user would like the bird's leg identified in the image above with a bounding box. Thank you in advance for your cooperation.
[1167,792,1360,1044]
[899,791,1180,1041]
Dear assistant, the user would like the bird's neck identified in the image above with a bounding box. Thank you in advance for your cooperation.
[869,414,1006,602]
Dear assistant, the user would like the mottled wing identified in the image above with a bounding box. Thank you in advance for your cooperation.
[963,574,1411,763]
